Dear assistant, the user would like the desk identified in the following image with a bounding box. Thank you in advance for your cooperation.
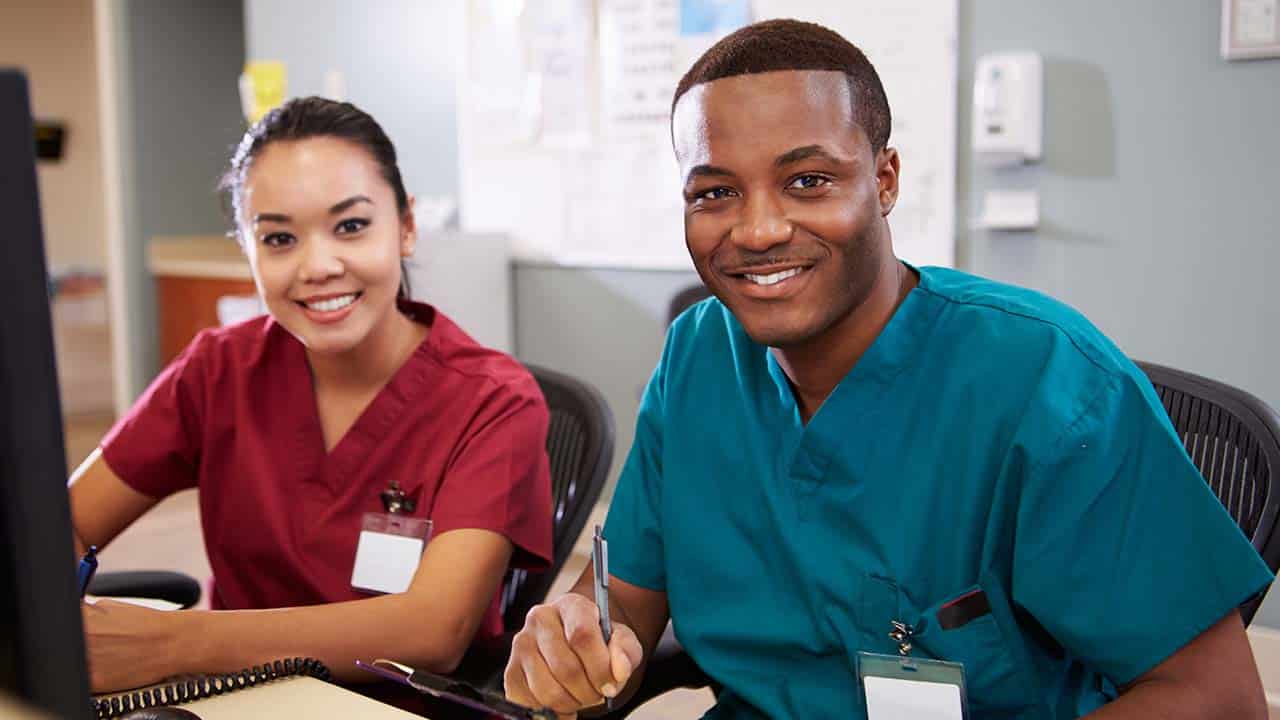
[148,236,256,366]
[99,676,423,719]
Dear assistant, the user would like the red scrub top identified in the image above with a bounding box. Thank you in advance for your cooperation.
[100,302,552,642]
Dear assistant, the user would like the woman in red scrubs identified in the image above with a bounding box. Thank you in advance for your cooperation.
[67,97,552,695]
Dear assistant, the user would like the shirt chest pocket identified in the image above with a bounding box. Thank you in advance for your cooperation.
[850,574,1040,715]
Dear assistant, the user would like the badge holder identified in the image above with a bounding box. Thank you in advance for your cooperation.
[857,621,969,720]
[351,481,432,595]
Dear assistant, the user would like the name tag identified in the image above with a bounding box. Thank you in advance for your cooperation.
[859,652,967,720]
[350,513,432,595]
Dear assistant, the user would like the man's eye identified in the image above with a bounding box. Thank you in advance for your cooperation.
[262,233,295,248]
[336,218,370,234]
[788,174,830,190]
[694,187,737,202]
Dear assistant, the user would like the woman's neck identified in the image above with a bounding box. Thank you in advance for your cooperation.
[306,304,428,393]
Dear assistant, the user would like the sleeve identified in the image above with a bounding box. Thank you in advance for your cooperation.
[98,332,209,499]
[432,375,553,570]
[602,344,669,592]
[1011,367,1274,685]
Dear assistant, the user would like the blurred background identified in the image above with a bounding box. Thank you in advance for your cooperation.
[3,0,1279,714]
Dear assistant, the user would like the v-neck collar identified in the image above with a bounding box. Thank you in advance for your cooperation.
[280,304,439,491]
[765,264,944,431]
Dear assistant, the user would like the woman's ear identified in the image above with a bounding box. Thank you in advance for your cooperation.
[400,195,418,258]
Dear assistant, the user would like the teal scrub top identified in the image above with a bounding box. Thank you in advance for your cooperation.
[603,266,1273,719]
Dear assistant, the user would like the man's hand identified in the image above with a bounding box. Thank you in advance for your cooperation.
[504,593,644,717]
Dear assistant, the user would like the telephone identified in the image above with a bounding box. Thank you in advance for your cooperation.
[92,657,331,719]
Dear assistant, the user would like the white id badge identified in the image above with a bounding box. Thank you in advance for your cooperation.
[858,652,968,720]
[350,513,433,595]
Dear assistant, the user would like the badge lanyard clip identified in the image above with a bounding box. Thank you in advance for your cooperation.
[380,480,416,514]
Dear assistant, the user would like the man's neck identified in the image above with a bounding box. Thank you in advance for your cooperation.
[771,258,915,423]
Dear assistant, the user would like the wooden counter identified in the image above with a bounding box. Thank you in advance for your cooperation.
[148,236,257,366]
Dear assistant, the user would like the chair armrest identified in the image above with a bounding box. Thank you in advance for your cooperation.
[87,570,202,609]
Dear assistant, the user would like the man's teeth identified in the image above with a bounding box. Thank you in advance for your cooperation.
[744,268,803,286]
[306,294,357,312]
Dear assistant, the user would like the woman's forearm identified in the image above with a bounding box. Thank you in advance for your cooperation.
[173,593,474,682]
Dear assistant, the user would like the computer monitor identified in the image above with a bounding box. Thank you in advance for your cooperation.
[0,68,94,718]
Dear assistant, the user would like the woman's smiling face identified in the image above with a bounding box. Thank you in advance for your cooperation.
[237,136,414,355]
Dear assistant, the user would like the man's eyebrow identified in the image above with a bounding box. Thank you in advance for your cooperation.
[684,164,734,183]
[774,144,844,167]
[329,195,373,214]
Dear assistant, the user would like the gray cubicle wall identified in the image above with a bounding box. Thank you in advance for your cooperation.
[513,263,700,496]
[109,0,246,399]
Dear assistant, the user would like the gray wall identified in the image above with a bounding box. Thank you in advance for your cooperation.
[112,0,246,398]
[243,0,461,202]
[959,0,1280,410]
[958,0,1280,626]
[514,264,699,494]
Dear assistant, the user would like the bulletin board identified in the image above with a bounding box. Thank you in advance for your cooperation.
[457,0,958,270]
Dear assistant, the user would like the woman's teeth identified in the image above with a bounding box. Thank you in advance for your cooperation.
[745,268,803,286]
[306,294,357,312]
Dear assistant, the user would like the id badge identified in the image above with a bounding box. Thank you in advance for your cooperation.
[858,652,968,720]
[351,512,433,595]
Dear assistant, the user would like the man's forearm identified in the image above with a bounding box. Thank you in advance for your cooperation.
[1083,678,1265,720]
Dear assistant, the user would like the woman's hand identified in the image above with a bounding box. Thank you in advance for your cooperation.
[82,599,187,692]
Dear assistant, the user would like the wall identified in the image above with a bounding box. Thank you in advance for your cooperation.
[514,263,699,492]
[0,0,106,272]
[958,0,1280,625]
[243,0,462,204]
[107,0,247,399]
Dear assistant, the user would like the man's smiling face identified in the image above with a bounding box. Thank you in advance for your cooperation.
[673,69,897,348]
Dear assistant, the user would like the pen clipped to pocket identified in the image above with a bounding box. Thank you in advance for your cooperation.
[935,588,992,631]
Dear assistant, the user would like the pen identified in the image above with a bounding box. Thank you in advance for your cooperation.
[77,545,98,599]
[591,525,613,710]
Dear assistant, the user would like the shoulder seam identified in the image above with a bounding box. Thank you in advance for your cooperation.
[915,284,1119,379]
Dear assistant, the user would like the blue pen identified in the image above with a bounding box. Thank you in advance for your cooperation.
[77,545,98,598]
[592,525,613,710]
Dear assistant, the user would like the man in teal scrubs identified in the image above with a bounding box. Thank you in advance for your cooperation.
[505,19,1273,719]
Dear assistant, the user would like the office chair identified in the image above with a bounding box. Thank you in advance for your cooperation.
[667,283,711,326]
[89,364,616,686]
[1135,361,1280,623]
[601,310,1280,715]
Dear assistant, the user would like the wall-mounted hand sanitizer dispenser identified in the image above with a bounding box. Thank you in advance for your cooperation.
[973,52,1042,168]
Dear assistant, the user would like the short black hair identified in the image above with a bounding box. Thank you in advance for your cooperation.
[672,19,891,153]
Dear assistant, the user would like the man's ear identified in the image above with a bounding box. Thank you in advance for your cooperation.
[876,147,901,217]
[400,194,418,258]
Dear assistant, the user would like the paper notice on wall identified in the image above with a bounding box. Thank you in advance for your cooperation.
[462,1,540,146]
[598,0,681,139]
[527,0,595,146]
[1235,0,1278,45]
[239,61,287,124]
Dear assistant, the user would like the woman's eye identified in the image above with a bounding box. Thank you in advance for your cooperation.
[788,174,830,191]
[336,218,370,234]
[262,233,295,248]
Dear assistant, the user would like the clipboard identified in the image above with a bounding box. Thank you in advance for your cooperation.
[356,659,557,720]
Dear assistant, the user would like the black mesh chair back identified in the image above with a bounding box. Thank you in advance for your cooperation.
[668,284,712,326]
[1137,361,1280,624]
[499,364,615,632]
